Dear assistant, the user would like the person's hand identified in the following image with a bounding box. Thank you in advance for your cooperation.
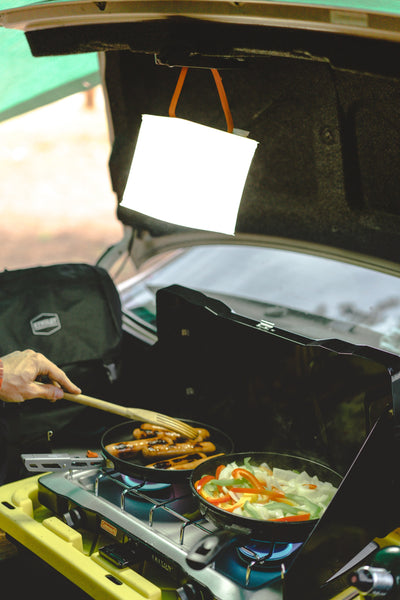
[0,349,81,403]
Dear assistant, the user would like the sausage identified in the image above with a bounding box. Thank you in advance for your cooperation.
[142,441,216,462]
[105,440,140,458]
[133,424,171,439]
[193,429,210,442]
[146,453,207,469]
[105,436,171,458]
[134,424,210,442]
[138,423,170,431]
[133,428,155,439]
[147,452,224,470]
[133,427,184,441]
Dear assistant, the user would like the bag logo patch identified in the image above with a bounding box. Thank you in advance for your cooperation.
[30,313,61,336]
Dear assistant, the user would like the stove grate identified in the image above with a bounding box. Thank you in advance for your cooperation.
[94,468,215,545]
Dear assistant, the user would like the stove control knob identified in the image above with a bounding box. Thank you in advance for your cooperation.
[176,583,205,600]
[62,507,86,530]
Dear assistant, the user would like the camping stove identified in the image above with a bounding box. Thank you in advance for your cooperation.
[0,462,339,600]
[25,466,292,599]
[1,461,397,600]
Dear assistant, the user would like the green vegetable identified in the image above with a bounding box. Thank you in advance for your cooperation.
[243,457,256,474]
[242,501,262,519]
[263,501,304,516]
[285,493,321,519]
[204,478,248,491]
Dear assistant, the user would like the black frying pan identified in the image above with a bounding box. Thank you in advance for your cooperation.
[186,452,342,569]
[101,419,234,483]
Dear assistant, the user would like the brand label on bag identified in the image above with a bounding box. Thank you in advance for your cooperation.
[30,313,61,336]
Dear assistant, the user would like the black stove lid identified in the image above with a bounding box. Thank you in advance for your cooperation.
[154,284,400,473]
[153,284,400,599]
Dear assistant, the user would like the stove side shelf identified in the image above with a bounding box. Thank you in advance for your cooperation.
[0,475,161,600]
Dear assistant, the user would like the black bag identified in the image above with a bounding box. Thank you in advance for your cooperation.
[0,263,123,481]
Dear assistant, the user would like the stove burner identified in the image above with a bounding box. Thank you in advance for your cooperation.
[120,473,171,494]
[237,541,302,570]
[39,469,302,593]
[95,470,195,516]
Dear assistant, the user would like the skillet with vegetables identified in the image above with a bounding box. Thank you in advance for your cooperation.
[186,452,342,568]
[194,456,338,522]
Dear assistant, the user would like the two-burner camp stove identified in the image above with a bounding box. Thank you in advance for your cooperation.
[1,417,400,600]
[0,461,300,600]
[2,286,400,599]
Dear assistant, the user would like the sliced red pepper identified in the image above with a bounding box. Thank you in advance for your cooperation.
[215,464,225,479]
[270,513,311,522]
[206,493,232,505]
[195,475,214,492]
[231,467,266,489]
[196,474,232,504]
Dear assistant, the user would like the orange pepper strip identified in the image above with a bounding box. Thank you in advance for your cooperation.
[303,483,317,489]
[275,497,296,506]
[231,468,266,489]
[206,493,232,505]
[195,475,214,492]
[220,493,258,513]
[196,475,233,505]
[270,513,311,522]
[215,464,225,479]
[221,499,247,513]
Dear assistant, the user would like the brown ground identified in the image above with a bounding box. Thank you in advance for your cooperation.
[0,88,132,277]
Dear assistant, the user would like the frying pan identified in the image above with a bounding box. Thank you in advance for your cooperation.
[101,419,234,483]
[186,452,342,570]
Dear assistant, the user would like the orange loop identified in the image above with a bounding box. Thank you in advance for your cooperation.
[211,68,234,133]
[169,66,188,118]
[168,66,234,133]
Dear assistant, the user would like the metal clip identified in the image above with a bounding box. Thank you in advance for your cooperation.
[256,320,275,332]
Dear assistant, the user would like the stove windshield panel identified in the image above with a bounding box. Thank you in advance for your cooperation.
[153,285,399,475]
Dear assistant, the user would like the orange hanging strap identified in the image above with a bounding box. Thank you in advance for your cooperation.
[168,66,188,118]
[211,68,234,133]
[168,66,234,133]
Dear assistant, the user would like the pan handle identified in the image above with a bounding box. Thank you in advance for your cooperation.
[186,529,248,570]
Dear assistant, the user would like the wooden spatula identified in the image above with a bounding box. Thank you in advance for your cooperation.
[61,391,198,439]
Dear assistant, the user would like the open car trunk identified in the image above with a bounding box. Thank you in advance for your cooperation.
[1,3,400,272]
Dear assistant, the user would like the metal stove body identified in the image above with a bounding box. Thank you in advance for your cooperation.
[0,463,298,600]
[39,466,288,599]
[0,407,400,600]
